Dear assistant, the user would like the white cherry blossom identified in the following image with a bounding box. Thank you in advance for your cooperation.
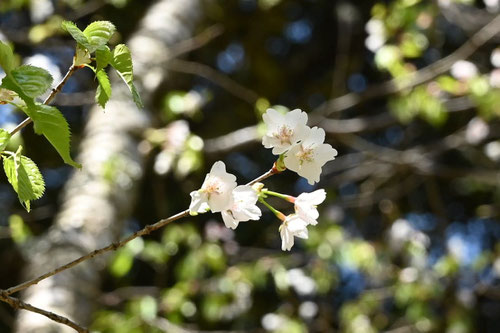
[294,189,326,225]
[280,214,309,251]
[284,126,337,185]
[262,108,310,155]
[189,161,237,214]
[221,185,262,229]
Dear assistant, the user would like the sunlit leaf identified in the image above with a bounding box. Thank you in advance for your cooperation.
[96,46,111,72]
[95,69,111,108]
[0,128,11,152]
[61,20,91,50]
[111,44,143,108]
[3,147,45,211]
[83,21,116,52]
[9,65,53,99]
[0,40,15,74]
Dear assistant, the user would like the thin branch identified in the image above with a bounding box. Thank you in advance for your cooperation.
[4,209,189,296]
[9,65,79,136]
[0,291,88,333]
[247,168,277,185]
[3,168,278,297]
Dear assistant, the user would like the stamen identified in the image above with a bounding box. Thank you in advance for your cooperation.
[274,125,294,145]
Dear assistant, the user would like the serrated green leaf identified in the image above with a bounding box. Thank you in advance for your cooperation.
[95,69,111,108]
[25,104,81,168]
[61,20,92,50]
[111,44,143,108]
[0,41,15,74]
[111,44,133,81]
[3,148,45,212]
[83,21,116,52]
[0,128,11,152]
[10,65,53,98]
[95,46,111,72]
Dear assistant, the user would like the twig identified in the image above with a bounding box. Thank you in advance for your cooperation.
[247,168,277,185]
[317,14,500,116]
[4,209,189,296]
[0,291,88,333]
[3,168,278,297]
[9,65,79,136]
[167,59,260,105]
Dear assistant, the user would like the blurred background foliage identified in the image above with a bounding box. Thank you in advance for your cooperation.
[1,0,500,332]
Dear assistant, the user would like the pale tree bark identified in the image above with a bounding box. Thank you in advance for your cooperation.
[14,0,202,331]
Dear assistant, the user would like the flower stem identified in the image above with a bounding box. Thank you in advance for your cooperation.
[259,197,286,221]
[262,189,294,202]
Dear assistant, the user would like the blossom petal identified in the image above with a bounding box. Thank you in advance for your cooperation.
[280,227,294,251]
[221,210,239,229]
[189,191,209,214]
[314,143,338,165]
[298,163,322,185]
[285,109,308,127]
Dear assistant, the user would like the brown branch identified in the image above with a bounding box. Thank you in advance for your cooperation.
[2,168,278,297]
[3,209,189,296]
[0,291,88,333]
[9,65,79,136]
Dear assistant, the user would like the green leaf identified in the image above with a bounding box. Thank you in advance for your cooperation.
[83,21,116,52]
[10,65,53,98]
[25,104,81,168]
[3,147,45,211]
[0,41,15,74]
[96,46,111,72]
[95,69,111,108]
[111,44,143,108]
[0,128,11,152]
[61,20,91,50]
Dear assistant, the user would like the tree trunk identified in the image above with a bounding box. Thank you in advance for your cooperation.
[14,1,202,331]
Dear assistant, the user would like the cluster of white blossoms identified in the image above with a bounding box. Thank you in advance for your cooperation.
[189,161,261,230]
[262,108,337,185]
[189,108,335,251]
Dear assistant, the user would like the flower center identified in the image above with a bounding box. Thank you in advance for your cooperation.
[295,145,314,164]
[203,178,222,195]
[274,125,293,145]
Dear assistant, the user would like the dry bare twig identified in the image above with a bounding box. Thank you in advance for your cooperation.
[0,291,88,333]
